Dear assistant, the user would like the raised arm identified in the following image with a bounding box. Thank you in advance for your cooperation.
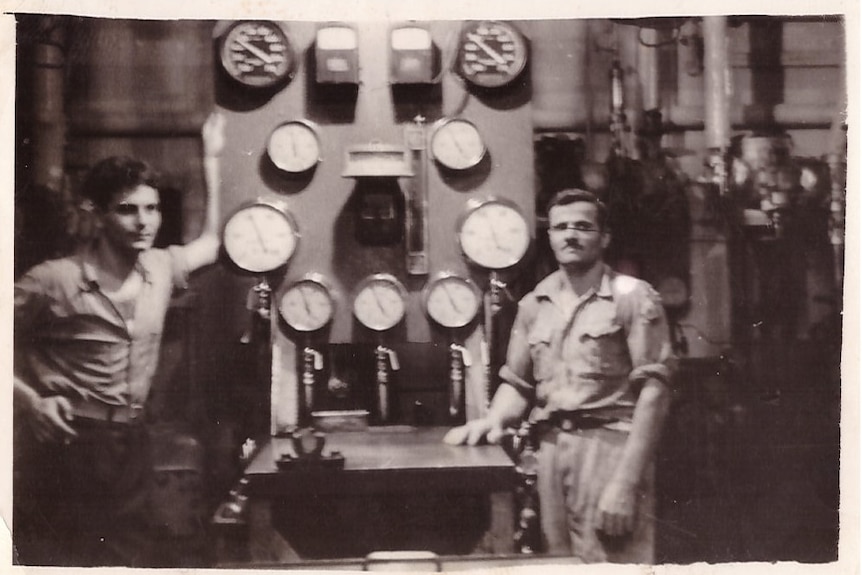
[183,111,226,273]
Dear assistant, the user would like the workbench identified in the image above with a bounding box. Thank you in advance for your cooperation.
[225,426,518,564]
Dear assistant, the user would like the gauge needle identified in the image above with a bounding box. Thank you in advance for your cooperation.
[466,33,507,66]
[371,288,389,317]
[449,133,468,158]
[442,284,462,314]
[299,287,313,316]
[236,38,273,64]
[247,213,271,254]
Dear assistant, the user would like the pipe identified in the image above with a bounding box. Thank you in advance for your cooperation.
[531,19,590,130]
[30,16,68,193]
[638,27,661,112]
[703,16,731,151]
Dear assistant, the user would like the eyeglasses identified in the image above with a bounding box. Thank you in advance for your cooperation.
[548,222,600,234]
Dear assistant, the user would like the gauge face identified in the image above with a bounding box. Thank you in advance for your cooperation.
[430,118,487,171]
[458,199,531,270]
[267,121,321,173]
[220,21,295,88]
[222,202,298,273]
[353,274,407,331]
[424,274,481,329]
[279,276,335,332]
[457,20,528,89]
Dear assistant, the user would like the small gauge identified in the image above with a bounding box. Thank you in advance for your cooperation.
[219,21,296,89]
[457,20,528,89]
[430,118,487,171]
[457,198,531,270]
[222,200,299,274]
[423,273,481,329]
[267,120,321,174]
[279,274,335,332]
[353,274,408,331]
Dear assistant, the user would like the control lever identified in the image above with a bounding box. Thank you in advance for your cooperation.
[448,343,471,422]
[375,345,400,424]
[240,279,272,345]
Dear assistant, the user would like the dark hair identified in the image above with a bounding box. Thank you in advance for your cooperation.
[547,188,609,231]
[80,156,160,211]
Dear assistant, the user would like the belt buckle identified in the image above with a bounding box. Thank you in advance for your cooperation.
[559,417,574,432]
[127,403,144,423]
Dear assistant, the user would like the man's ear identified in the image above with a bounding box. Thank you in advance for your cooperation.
[601,231,611,250]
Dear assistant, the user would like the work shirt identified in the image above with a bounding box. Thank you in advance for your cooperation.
[499,265,676,429]
[14,242,191,410]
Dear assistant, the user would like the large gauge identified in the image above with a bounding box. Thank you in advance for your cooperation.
[219,21,296,89]
[430,118,486,171]
[457,198,531,270]
[456,20,528,89]
[222,200,299,274]
[267,120,321,174]
[279,274,335,332]
[353,274,408,331]
[423,273,481,329]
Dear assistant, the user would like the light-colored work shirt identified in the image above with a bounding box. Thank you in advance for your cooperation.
[499,265,676,429]
[14,242,190,409]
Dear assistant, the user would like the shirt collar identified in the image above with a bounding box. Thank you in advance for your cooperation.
[77,240,152,292]
[534,264,615,302]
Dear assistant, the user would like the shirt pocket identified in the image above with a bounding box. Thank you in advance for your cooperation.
[527,324,555,383]
[579,321,627,374]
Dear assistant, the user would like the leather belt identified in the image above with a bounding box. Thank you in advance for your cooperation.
[72,399,145,425]
[542,410,619,432]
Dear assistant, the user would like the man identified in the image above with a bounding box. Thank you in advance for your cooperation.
[13,112,226,566]
[445,189,676,563]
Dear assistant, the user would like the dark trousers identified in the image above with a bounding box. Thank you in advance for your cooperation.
[14,418,156,567]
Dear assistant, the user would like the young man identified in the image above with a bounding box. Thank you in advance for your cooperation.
[445,189,676,563]
[13,112,226,566]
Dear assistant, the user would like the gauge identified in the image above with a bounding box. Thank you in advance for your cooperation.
[222,201,299,274]
[267,120,321,174]
[457,20,528,89]
[353,274,408,331]
[219,21,296,89]
[423,273,481,329]
[279,274,335,332]
[430,118,487,171]
[457,198,531,270]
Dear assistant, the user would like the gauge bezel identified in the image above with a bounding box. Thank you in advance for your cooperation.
[456,20,528,90]
[456,197,531,270]
[422,272,482,329]
[221,199,300,274]
[352,273,409,332]
[267,119,322,174]
[278,273,336,332]
[429,118,487,171]
[218,20,296,89]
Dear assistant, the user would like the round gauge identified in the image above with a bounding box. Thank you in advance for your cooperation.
[423,273,481,329]
[267,120,321,174]
[430,118,487,171]
[353,274,408,331]
[219,21,295,89]
[458,198,531,270]
[279,275,335,332]
[457,20,528,89]
[222,201,299,274]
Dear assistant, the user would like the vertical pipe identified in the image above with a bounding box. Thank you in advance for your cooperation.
[703,16,730,151]
[30,16,67,192]
[638,28,660,112]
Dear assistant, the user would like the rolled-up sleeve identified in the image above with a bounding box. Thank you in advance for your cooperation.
[498,297,539,400]
[625,284,677,388]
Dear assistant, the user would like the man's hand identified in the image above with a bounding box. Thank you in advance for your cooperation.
[202,111,226,158]
[25,396,78,444]
[596,479,638,537]
[443,418,507,446]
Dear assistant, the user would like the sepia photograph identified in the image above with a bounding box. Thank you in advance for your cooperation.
[2,1,857,572]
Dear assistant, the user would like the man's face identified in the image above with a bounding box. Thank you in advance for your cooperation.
[547,201,610,270]
[100,184,162,256]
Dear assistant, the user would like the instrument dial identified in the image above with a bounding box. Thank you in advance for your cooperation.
[219,21,295,89]
[430,118,487,171]
[353,274,408,331]
[267,120,321,174]
[458,198,530,270]
[423,273,481,329]
[222,201,299,274]
[279,275,335,332]
[457,20,528,89]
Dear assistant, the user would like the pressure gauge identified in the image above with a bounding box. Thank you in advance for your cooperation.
[279,274,335,332]
[457,20,528,89]
[423,273,481,329]
[457,198,531,270]
[353,274,408,331]
[219,21,296,89]
[267,120,321,174]
[430,118,487,171]
[222,200,299,274]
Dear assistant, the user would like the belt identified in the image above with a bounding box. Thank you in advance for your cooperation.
[539,411,620,432]
[72,399,145,425]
